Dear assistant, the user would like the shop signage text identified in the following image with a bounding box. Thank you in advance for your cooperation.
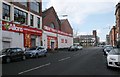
[44,26,72,37]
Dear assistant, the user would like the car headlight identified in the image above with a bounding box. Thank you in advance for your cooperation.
[110,57,116,60]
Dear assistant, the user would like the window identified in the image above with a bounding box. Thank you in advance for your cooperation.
[19,0,27,7]
[37,17,40,28]
[30,14,34,26]
[61,39,64,43]
[30,1,40,13]
[14,8,28,24]
[50,23,55,29]
[2,3,10,21]
[65,39,67,43]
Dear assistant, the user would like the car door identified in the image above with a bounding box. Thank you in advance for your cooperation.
[10,48,18,60]
[16,48,24,59]
[38,47,44,55]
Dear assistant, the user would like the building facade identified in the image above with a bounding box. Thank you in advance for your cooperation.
[0,0,42,50]
[109,26,117,46]
[73,30,99,47]
[106,35,110,45]
[42,7,73,50]
[115,2,120,45]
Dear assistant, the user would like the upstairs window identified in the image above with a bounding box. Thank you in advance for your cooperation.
[14,8,28,24]
[37,17,40,28]
[2,3,10,21]
[19,0,27,7]
[30,14,34,26]
[50,23,55,29]
[30,1,40,13]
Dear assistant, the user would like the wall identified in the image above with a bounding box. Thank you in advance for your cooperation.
[2,31,24,49]
[58,34,73,48]
[42,31,57,49]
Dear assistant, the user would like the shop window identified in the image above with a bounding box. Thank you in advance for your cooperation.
[37,17,40,28]
[50,23,55,29]
[30,14,34,26]
[30,1,40,13]
[61,39,64,43]
[14,8,28,24]
[2,3,10,21]
[65,39,67,43]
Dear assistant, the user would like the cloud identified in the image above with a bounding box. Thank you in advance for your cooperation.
[44,0,118,28]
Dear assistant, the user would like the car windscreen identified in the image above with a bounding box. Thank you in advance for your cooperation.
[2,49,9,53]
[109,49,120,55]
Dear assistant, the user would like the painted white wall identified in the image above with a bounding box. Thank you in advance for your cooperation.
[58,34,73,48]
[42,31,57,49]
[2,31,24,49]
[43,30,73,49]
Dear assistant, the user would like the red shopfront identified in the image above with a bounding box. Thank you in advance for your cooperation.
[2,21,42,48]
[47,36,58,49]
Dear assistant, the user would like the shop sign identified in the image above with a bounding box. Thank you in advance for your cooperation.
[44,26,72,37]
[2,21,42,35]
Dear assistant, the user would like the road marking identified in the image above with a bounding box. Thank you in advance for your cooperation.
[18,63,51,75]
[73,54,79,56]
[58,57,71,62]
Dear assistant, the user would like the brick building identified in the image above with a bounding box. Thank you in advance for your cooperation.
[42,7,73,50]
[109,26,117,46]
[0,0,42,50]
[73,30,99,47]
[115,2,120,44]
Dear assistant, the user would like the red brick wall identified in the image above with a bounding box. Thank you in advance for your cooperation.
[42,7,60,30]
[61,19,73,34]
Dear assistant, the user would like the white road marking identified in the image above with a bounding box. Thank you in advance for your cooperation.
[73,54,79,56]
[18,63,51,75]
[58,57,71,62]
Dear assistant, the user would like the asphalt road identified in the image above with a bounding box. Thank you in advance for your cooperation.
[2,47,120,75]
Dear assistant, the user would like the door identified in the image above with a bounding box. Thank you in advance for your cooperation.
[3,41,10,49]
[31,39,36,47]
[51,42,54,50]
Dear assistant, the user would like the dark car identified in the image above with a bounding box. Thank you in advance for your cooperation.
[68,45,78,51]
[25,46,47,58]
[0,48,26,63]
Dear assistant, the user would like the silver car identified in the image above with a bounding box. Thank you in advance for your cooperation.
[25,46,47,58]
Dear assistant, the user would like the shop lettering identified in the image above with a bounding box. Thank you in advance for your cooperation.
[9,24,23,32]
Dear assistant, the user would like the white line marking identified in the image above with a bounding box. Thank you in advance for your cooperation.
[73,54,79,56]
[58,57,71,62]
[18,63,51,75]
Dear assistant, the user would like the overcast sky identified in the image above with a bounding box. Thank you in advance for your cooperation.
[42,0,119,42]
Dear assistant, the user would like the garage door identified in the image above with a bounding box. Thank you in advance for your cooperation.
[2,41,10,49]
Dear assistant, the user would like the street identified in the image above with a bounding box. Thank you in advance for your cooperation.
[2,47,120,75]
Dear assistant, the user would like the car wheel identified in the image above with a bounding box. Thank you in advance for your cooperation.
[35,53,39,58]
[6,57,11,63]
[22,55,26,60]
[44,54,47,57]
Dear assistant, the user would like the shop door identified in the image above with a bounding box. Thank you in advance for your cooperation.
[51,42,54,49]
[3,41,10,49]
[31,39,36,47]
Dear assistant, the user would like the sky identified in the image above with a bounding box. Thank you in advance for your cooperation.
[42,0,120,42]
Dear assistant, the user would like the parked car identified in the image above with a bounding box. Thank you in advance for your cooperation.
[106,48,120,68]
[0,48,26,63]
[25,46,47,58]
[76,46,83,50]
[103,46,113,55]
[68,45,78,51]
